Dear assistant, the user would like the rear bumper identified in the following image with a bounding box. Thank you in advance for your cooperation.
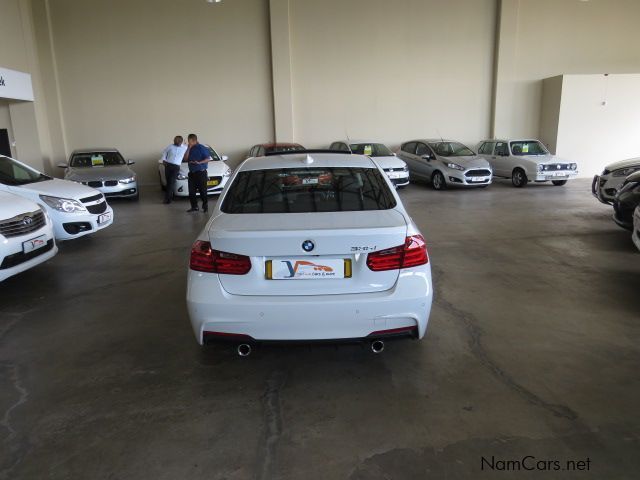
[187,267,433,344]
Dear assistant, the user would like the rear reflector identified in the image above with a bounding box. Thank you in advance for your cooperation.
[366,235,428,271]
[190,240,252,274]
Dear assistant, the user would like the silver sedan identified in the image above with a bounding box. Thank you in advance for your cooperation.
[59,148,139,200]
[397,139,492,190]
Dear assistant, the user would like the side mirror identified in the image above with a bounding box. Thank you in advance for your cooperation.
[221,155,229,161]
[57,163,68,168]
[421,154,433,161]
[127,160,135,165]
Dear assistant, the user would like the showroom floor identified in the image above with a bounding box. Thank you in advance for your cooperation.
[1,179,639,479]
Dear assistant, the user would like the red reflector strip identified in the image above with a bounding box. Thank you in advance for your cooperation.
[368,326,417,336]
[203,331,254,340]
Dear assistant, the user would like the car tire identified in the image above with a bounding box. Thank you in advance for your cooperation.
[432,171,447,191]
[512,168,528,188]
[552,180,568,186]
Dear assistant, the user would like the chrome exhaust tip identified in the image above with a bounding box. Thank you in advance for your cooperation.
[371,340,385,354]
[237,343,252,357]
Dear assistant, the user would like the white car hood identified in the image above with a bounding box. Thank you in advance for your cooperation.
[371,156,406,170]
[14,178,102,200]
[605,157,640,172]
[438,155,491,169]
[512,154,569,165]
[0,191,42,219]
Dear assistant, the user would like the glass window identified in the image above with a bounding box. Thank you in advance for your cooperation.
[415,143,430,156]
[509,140,548,156]
[402,142,417,155]
[478,142,494,155]
[0,156,49,185]
[428,142,475,157]
[349,143,393,157]
[221,167,397,214]
[206,146,221,161]
[264,144,305,154]
[70,151,125,167]
[494,142,508,156]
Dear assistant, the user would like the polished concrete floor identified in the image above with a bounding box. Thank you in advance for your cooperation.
[1,179,639,479]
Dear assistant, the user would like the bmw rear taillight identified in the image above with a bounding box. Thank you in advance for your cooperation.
[190,240,252,274]
[366,235,428,271]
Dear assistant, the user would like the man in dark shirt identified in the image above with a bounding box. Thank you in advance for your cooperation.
[184,133,212,213]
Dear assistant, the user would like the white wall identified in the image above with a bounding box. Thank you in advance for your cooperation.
[289,0,497,150]
[43,0,275,183]
[551,74,640,177]
[494,0,640,139]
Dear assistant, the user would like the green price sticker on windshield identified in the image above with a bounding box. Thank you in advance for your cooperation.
[91,155,105,166]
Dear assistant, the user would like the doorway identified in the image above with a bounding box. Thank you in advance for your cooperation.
[0,129,11,157]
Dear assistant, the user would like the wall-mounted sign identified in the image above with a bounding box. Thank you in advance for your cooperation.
[0,67,34,101]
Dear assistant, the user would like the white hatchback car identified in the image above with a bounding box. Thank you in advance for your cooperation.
[477,139,578,187]
[187,151,433,354]
[0,191,58,282]
[0,155,114,240]
[158,144,232,197]
[329,141,410,187]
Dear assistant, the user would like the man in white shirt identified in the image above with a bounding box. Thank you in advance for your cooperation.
[160,135,188,204]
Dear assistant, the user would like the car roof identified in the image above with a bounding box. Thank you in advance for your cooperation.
[403,139,457,144]
[478,139,541,143]
[334,140,388,145]
[256,142,303,148]
[71,148,120,154]
[239,152,377,172]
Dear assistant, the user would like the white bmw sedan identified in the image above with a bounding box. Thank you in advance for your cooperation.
[187,151,433,353]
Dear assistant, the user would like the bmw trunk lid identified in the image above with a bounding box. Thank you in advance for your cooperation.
[209,210,408,296]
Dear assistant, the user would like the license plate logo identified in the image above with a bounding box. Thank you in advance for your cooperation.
[23,235,47,253]
[266,258,349,280]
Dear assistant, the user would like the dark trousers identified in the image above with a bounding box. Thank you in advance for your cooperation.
[164,163,180,202]
[188,170,208,210]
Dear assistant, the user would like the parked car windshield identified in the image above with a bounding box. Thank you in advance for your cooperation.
[429,142,475,157]
[510,141,548,155]
[0,156,50,185]
[205,146,221,161]
[349,143,394,157]
[264,144,305,154]
[221,167,397,213]
[70,152,126,167]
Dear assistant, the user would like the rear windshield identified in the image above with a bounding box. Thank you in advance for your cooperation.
[221,167,397,213]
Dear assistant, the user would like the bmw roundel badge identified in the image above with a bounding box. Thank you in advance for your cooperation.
[302,240,315,252]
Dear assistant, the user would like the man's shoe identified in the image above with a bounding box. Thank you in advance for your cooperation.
[202,206,208,213]
[186,208,199,212]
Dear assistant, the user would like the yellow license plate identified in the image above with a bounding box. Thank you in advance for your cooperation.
[207,179,219,187]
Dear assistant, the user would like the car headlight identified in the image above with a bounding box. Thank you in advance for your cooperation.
[223,168,232,177]
[537,164,544,172]
[612,166,640,177]
[570,163,577,170]
[177,173,188,180]
[446,162,465,171]
[402,165,409,172]
[118,176,136,184]
[40,195,87,213]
